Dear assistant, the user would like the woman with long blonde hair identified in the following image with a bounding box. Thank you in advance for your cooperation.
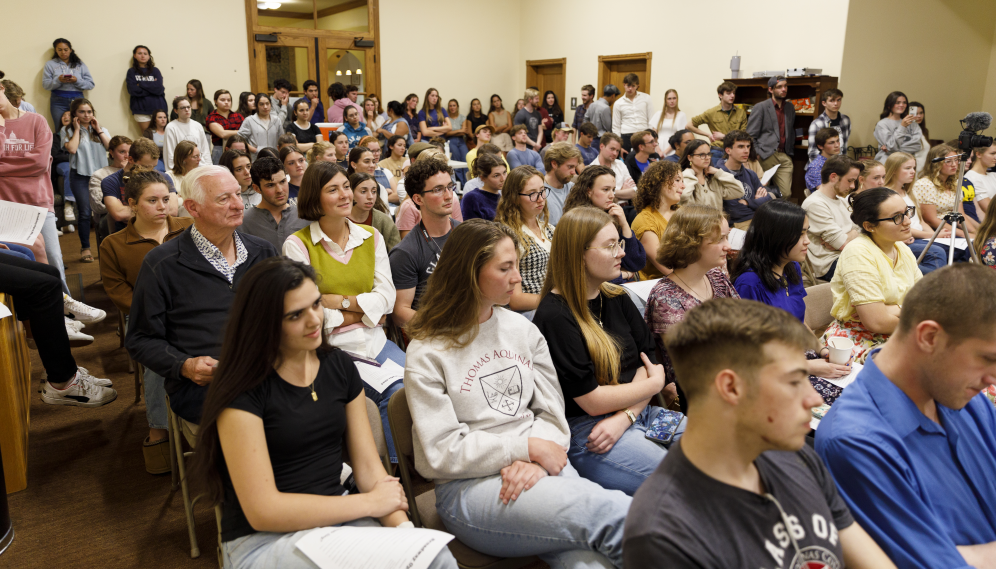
[649,89,687,157]
[404,218,631,567]
[494,165,552,313]
[882,152,948,272]
[533,207,682,495]
[912,144,979,237]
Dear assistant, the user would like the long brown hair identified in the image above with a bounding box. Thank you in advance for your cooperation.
[541,207,624,386]
[421,88,444,124]
[494,166,549,254]
[406,219,520,348]
[563,165,614,215]
[68,98,102,143]
[918,144,958,193]
[171,140,198,176]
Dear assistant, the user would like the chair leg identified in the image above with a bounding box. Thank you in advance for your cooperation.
[133,362,142,404]
[215,504,224,568]
[168,407,178,489]
[170,408,200,558]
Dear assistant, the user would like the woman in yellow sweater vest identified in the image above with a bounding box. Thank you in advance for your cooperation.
[283,161,403,463]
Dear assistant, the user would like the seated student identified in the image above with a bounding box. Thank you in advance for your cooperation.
[720,130,774,230]
[339,105,368,150]
[857,159,885,192]
[224,134,250,155]
[279,145,306,200]
[461,153,506,221]
[306,140,338,166]
[239,157,308,250]
[103,137,177,232]
[966,140,996,214]
[127,166,278,430]
[645,205,738,408]
[631,160,683,280]
[285,98,321,153]
[542,142,582,225]
[663,129,694,164]
[539,122,573,164]
[348,172,400,251]
[395,149,463,240]
[283,161,403,463]
[575,121,599,168]
[623,130,657,185]
[805,127,841,192]
[588,133,636,199]
[506,124,545,173]
[347,145,396,206]
[359,135,398,203]
[625,298,896,569]
[534,207,683,495]
[464,125,509,176]
[562,165,647,283]
[822,188,922,364]
[404,219,632,567]
[99,169,193,473]
[188,258,458,569]
[89,134,131,226]
[165,140,201,211]
[220,149,259,209]
[276,133,298,152]
[976,197,996,268]
[495,166,554,314]
[914,144,980,237]
[389,158,459,327]
[877,153,949,273]
[816,264,996,569]
[679,139,744,211]
[802,155,861,281]
[462,142,503,195]
[330,131,350,168]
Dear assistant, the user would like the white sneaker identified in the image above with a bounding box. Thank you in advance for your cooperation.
[56,228,64,236]
[64,201,76,221]
[64,294,106,323]
[77,366,112,387]
[41,373,116,407]
[64,224,75,233]
[66,322,94,347]
[65,316,85,331]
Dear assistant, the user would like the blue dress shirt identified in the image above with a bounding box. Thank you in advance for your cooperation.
[815,351,996,569]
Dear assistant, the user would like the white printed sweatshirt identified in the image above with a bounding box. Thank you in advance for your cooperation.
[405,307,569,483]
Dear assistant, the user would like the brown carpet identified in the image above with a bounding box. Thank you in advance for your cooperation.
[2,232,217,568]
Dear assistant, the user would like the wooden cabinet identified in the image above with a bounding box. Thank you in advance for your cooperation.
[727,76,839,200]
[0,294,31,494]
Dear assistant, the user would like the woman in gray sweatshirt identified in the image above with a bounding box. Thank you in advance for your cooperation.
[404,219,632,568]
[237,92,284,160]
[873,91,922,162]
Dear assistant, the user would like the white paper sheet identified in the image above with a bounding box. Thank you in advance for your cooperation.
[0,303,11,320]
[296,526,454,569]
[810,362,864,430]
[0,200,47,245]
[760,164,780,186]
[728,228,747,251]
[622,278,661,303]
[354,358,405,394]
[930,237,968,250]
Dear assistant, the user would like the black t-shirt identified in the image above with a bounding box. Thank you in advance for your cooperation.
[533,291,657,418]
[466,113,488,134]
[288,121,322,144]
[623,443,854,568]
[388,219,457,310]
[220,349,363,542]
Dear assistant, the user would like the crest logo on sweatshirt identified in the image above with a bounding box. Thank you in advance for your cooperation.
[480,366,522,416]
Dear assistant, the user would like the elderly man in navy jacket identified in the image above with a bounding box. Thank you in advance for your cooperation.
[127,166,277,429]
[747,76,795,199]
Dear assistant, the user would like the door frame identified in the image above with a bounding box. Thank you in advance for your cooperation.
[597,52,652,96]
[526,58,567,112]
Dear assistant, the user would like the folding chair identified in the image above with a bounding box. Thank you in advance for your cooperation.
[166,395,203,558]
[387,388,539,569]
[366,397,392,472]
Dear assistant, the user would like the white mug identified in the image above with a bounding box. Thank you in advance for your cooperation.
[827,337,854,365]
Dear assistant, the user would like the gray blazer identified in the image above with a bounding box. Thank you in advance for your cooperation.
[746,98,796,160]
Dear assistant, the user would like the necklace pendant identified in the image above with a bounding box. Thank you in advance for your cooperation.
[311,391,318,402]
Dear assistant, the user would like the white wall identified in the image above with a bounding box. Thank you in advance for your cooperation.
[5,0,251,139]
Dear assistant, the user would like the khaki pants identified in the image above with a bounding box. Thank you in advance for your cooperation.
[734,220,752,231]
[760,151,794,199]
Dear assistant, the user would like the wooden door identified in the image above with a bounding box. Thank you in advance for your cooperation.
[598,52,652,96]
[526,58,566,113]
[251,34,318,99]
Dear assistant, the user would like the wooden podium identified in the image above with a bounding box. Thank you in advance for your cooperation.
[0,294,31,494]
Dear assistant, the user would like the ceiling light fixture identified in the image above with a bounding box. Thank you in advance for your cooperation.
[356,68,362,75]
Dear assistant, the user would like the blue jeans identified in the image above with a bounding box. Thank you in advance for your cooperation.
[212,144,224,165]
[566,406,685,496]
[434,463,630,568]
[221,517,458,569]
[155,159,166,173]
[448,137,469,185]
[0,242,36,261]
[364,340,405,464]
[144,367,169,430]
[68,170,93,249]
[55,162,73,203]
[41,211,70,295]
[49,92,82,127]
[907,239,948,274]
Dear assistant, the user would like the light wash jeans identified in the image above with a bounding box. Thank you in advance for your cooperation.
[68,170,93,249]
[212,144,224,165]
[364,340,405,464]
[41,211,70,295]
[566,406,685,496]
[434,463,631,568]
[221,517,458,569]
[126,316,168,430]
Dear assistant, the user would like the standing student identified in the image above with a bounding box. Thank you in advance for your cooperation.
[220,149,258,209]
[269,78,292,125]
[237,93,283,159]
[102,138,178,232]
[534,207,683,495]
[164,97,212,170]
[61,97,110,263]
[495,166,554,314]
[486,93,512,136]
[43,38,95,126]
[403,93,421,143]
[236,92,255,118]
[541,91,564,144]
[649,89,687,157]
[301,80,324,126]
[882,152,951,273]
[746,76,795,199]
[679,139,744,211]
[571,84,595,142]
[873,91,921,162]
[170,80,214,131]
[465,98,488,137]
[404,219,632,568]
[907,101,932,172]
[325,82,360,124]
[631,160,684,280]
[588,85,620,142]
[514,89,544,151]
[688,81,747,164]
[445,99,468,182]
[348,172,399,250]
[612,74,653,152]
[461,153,506,221]
[206,90,245,164]
[807,88,850,167]
[285,98,322,154]
[283,162,404,464]
[188,257,458,569]
[417,88,451,142]
[126,45,168,132]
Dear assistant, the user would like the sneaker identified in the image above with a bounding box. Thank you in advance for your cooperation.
[56,228,64,236]
[77,366,112,387]
[65,316,85,331]
[64,294,106,323]
[63,224,75,234]
[64,201,76,222]
[143,436,172,475]
[66,322,94,347]
[41,374,117,407]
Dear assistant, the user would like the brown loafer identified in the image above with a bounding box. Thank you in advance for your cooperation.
[143,436,171,475]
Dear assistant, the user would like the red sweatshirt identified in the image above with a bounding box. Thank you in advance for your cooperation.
[0,113,55,212]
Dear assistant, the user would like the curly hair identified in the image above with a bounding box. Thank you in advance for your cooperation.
[633,161,682,212]
[657,205,725,270]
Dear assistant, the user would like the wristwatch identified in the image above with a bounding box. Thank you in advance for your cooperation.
[623,409,637,425]
[341,296,351,309]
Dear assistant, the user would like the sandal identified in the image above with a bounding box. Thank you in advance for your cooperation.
[80,250,94,263]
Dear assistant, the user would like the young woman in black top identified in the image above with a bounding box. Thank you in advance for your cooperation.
[285,98,321,153]
[190,257,457,569]
[533,206,683,495]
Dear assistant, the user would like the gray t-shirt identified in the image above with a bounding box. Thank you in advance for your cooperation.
[514,108,543,142]
[544,181,573,226]
[624,443,853,568]
[238,205,309,251]
[388,219,458,309]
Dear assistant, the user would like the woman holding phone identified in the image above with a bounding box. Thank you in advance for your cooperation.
[43,38,95,126]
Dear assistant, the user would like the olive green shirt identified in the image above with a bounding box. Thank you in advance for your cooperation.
[691,104,748,147]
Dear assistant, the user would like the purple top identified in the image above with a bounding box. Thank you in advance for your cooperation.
[733,263,807,323]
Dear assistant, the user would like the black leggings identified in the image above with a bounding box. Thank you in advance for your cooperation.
[0,254,77,383]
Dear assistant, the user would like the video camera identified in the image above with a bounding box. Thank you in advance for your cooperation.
[957,112,994,153]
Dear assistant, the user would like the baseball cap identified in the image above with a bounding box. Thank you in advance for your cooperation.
[555,122,573,132]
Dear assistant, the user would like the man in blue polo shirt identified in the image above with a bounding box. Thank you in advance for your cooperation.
[816,264,996,569]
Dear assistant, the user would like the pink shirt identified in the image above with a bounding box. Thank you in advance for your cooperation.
[0,113,55,212]
[327,98,364,124]
[395,197,464,232]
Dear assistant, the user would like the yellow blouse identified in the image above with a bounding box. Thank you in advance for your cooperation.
[830,234,922,323]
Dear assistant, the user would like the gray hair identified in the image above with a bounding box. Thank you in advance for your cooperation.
[181,165,234,204]
[603,84,620,97]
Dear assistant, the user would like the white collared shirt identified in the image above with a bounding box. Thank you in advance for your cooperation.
[283,219,396,358]
[588,156,634,191]
[612,92,654,135]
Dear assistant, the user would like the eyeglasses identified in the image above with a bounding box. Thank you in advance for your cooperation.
[422,183,457,196]
[691,152,711,159]
[519,188,549,202]
[586,240,625,255]
[874,206,917,225]
[177,106,191,111]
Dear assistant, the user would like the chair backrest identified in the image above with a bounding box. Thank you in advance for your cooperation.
[387,387,428,527]
[365,397,391,472]
[804,282,834,334]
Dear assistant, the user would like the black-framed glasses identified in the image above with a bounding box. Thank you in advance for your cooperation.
[519,188,549,202]
[422,183,457,196]
[874,206,916,225]
[691,152,711,159]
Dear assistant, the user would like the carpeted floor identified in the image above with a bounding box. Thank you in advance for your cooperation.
[2,231,218,568]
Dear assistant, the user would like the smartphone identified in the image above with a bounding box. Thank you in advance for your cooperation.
[908,106,919,118]
[645,409,684,446]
